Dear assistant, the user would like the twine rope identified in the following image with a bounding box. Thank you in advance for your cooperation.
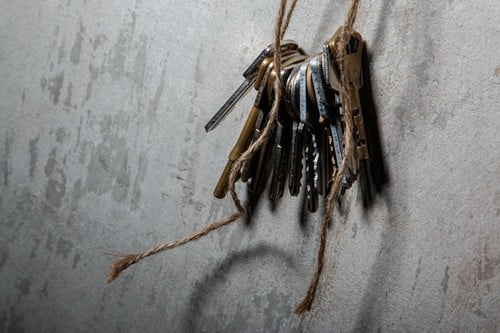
[107,0,361,315]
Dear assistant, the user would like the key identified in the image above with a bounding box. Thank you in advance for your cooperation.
[298,60,321,211]
[268,62,301,202]
[309,55,352,188]
[304,127,320,212]
[269,104,292,202]
[248,123,275,194]
[205,40,300,132]
[240,58,276,182]
[287,64,304,196]
[288,121,304,196]
[245,120,276,220]
[205,75,255,132]
[243,39,301,78]
[318,117,335,196]
[326,29,367,185]
[212,104,261,198]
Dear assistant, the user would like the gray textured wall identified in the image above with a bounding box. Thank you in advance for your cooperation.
[1,1,499,332]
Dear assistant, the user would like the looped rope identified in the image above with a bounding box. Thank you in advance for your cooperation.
[107,0,294,283]
[107,0,362,315]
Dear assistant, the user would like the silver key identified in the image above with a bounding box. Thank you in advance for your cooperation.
[205,40,300,132]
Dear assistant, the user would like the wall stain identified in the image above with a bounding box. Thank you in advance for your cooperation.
[47,25,60,61]
[85,135,128,196]
[411,256,423,294]
[92,34,107,50]
[109,10,137,80]
[148,62,167,124]
[72,251,81,269]
[147,286,156,306]
[64,82,74,108]
[472,298,488,319]
[46,72,65,105]
[40,77,47,91]
[3,130,13,186]
[41,281,49,298]
[55,128,67,143]
[44,148,57,176]
[394,106,416,139]
[29,135,40,179]
[130,152,147,210]
[111,152,130,203]
[0,244,8,269]
[83,63,102,104]
[45,173,67,207]
[5,307,24,333]
[263,289,292,330]
[29,237,41,259]
[453,238,499,321]
[351,222,358,239]
[177,100,205,216]
[15,278,31,296]
[194,44,204,84]
[415,38,435,87]
[44,148,67,207]
[0,306,5,331]
[57,40,65,64]
[131,35,147,89]
[56,237,73,259]
[70,20,85,65]
[71,178,83,211]
[441,265,450,294]
[75,116,83,150]
[45,231,55,251]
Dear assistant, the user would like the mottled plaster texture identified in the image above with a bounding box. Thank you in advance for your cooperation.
[0,1,499,332]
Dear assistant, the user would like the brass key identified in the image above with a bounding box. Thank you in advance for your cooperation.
[326,28,367,180]
[213,104,261,198]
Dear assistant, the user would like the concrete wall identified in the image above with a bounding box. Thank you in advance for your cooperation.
[1,1,499,332]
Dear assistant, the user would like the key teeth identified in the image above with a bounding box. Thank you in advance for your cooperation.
[305,130,319,213]
[289,122,304,197]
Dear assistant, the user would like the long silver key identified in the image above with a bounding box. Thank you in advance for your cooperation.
[310,56,351,187]
[205,40,300,132]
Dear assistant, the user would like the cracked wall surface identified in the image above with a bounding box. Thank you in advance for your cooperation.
[0,1,499,332]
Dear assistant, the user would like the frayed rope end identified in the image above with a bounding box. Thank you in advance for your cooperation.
[106,254,141,283]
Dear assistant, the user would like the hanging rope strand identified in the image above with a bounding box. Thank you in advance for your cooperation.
[294,0,360,314]
[281,0,299,39]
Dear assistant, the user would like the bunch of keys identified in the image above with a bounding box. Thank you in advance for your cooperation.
[205,28,372,213]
